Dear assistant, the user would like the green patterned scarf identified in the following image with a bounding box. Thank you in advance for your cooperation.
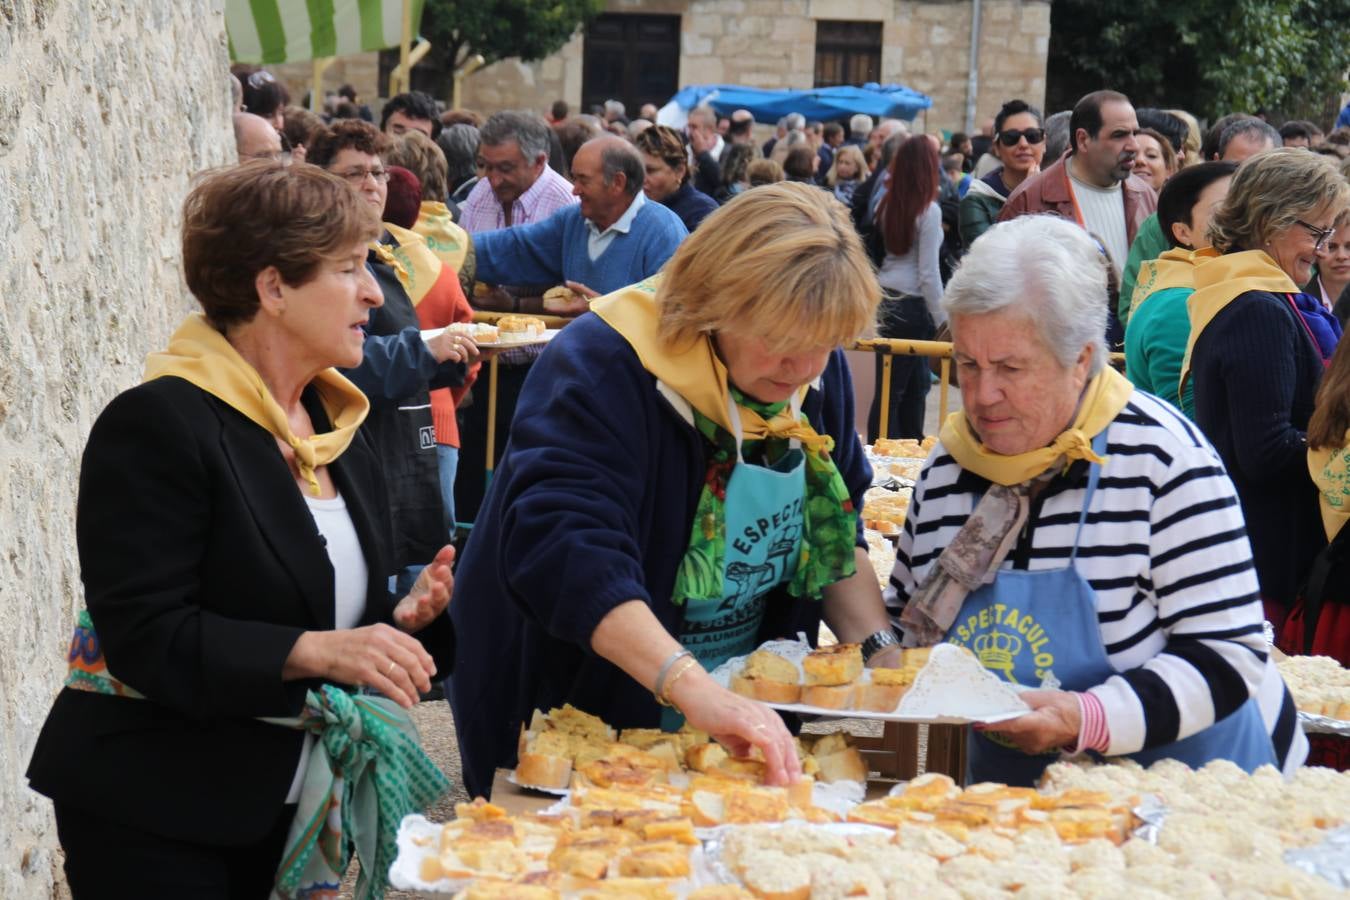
[63,613,447,900]
[672,387,858,605]
[267,686,450,900]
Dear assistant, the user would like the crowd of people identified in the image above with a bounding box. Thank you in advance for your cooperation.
[23,65,1350,896]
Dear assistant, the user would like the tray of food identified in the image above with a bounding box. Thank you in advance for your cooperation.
[512,705,868,803]
[712,640,1030,725]
[422,316,560,348]
[1278,654,1350,736]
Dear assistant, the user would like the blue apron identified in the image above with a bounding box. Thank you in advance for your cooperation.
[944,430,1276,785]
[662,393,806,730]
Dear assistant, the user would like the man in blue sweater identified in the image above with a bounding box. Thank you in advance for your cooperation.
[471,136,688,311]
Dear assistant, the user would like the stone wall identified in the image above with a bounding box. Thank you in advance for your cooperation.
[452,0,1050,133]
[0,0,231,895]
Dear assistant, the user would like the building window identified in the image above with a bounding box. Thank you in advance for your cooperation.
[582,14,682,118]
[814,20,882,88]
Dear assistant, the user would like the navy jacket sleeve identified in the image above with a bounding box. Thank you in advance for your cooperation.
[342,327,455,403]
[816,349,873,548]
[490,326,658,648]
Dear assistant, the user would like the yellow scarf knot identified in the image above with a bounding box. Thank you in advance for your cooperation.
[143,313,370,496]
[1049,429,1107,466]
[746,413,835,454]
[940,367,1134,486]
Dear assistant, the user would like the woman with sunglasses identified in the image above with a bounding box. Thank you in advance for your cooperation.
[958,100,1045,246]
[1184,149,1349,634]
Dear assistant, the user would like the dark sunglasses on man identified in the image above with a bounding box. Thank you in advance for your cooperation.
[997,128,1045,146]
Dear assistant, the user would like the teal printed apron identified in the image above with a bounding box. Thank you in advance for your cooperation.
[662,392,807,730]
[945,430,1276,785]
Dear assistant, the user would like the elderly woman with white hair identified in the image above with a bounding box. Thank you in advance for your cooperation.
[889,215,1306,785]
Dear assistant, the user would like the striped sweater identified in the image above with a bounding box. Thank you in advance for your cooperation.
[887,390,1306,771]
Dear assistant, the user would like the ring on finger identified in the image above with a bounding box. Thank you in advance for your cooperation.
[386,661,398,677]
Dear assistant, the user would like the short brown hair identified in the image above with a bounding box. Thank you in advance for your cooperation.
[658,182,879,353]
[305,119,391,168]
[746,158,784,186]
[633,125,690,182]
[281,105,324,151]
[181,160,380,328]
[387,130,449,201]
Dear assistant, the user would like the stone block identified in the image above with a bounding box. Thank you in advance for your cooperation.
[688,12,725,35]
[682,56,725,84]
[683,33,714,55]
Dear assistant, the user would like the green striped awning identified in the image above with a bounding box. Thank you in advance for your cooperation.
[226,0,425,65]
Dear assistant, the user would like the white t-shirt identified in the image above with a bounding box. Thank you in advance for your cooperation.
[1068,159,1129,277]
[285,489,369,803]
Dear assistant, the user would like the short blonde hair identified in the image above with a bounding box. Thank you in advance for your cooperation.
[657,182,879,352]
[1208,148,1350,253]
[386,130,449,201]
[1166,108,1202,166]
[826,144,869,186]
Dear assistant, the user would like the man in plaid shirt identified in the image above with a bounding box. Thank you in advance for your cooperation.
[457,111,578,523]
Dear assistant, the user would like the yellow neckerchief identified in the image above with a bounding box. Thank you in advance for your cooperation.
[1131,246,1219,313]
[1180,249,1298,394]
[411,201,469,273]
[591,276,831,452]
[1309,436,1350,541]
[379,224,443,306]
[142,313,369,496]
[940,367,1134,486]
[368,240,410,290]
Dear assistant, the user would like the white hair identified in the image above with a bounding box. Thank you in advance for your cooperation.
[943,216,1108,375]
[785,112,806,131]
[849,113,874,137]
[604,98,625,116]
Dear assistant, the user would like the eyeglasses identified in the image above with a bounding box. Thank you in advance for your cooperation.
[335,167,390,184]
[1295,219,1337,251]
[997,128,1045,147]
[477,158,520,176]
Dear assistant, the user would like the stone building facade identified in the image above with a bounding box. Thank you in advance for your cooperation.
[0,0,231,895]
[274,0,1049,135]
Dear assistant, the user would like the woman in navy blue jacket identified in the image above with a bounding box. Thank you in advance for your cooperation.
[449,184,902,798]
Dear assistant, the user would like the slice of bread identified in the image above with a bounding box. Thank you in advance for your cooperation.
[516,752,573,790]
[743,650,799,683]
[858,681,907,712]
[801,683,856,709]
[802,644,863,686]
[738,849,811,900]
[814,747,868,784]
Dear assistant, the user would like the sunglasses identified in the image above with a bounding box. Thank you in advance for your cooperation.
[997,128,1045,147]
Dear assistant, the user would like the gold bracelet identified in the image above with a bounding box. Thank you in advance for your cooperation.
[656,656,700,708]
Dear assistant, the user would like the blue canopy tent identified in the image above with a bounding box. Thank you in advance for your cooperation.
[657,83,933,128]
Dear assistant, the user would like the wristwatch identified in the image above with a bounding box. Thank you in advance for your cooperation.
[861,628,901,663]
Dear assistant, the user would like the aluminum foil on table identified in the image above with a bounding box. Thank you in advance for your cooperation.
[1284,825,1350,889]
[1298,711,1350,737]
[864,450,922,489]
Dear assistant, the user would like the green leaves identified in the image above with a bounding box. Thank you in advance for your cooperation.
[1048,0,1350,122]
[421,0,604,72]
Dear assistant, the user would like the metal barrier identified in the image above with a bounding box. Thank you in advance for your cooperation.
[469,313,1125,480]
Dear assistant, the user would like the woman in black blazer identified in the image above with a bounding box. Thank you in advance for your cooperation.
[27,161,459,898]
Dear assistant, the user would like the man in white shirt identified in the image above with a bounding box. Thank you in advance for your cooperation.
[999,90,1158,278]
